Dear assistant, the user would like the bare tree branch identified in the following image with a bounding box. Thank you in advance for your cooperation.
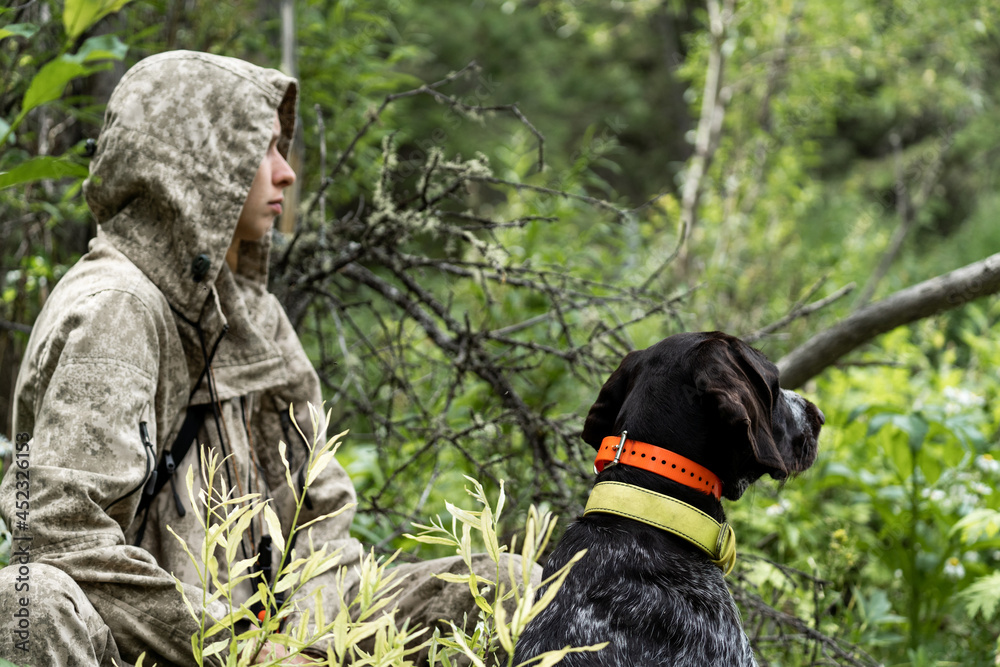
[778,252,1000,388]
[467,175,630,220]
[0,320,31,334]
[743,281,855,345]
[315,103,327,228]
[278,62,545,275]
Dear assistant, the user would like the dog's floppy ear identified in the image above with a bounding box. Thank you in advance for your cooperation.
[692,339,787,475]
[582,350,642,450]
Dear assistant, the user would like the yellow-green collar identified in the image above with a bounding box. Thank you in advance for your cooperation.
[583,481,737,575]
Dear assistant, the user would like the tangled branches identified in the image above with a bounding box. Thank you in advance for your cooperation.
[270,63,872,666]
[272,63,680,529]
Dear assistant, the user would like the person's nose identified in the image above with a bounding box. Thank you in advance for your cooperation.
[273,153,296,189]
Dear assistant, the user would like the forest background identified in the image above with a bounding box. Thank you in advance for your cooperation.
[2,0,1000,665]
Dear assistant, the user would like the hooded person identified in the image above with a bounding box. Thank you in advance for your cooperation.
[0,51,536,667]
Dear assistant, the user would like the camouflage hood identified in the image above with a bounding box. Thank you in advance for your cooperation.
[84,50,298,324]
[84,51,300,400]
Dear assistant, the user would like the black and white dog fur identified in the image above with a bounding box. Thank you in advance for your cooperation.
[513,332,824,666]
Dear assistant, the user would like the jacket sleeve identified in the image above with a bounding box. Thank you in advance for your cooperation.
[1,287,223,666]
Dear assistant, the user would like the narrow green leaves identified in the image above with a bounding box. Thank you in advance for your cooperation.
[262,503,286,557]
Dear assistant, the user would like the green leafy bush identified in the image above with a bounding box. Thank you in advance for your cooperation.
[728,319,1000,665]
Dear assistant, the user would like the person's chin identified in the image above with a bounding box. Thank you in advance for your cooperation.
[254,215,276,239]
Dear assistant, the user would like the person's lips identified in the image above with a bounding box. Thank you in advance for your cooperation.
[268,198,283,215]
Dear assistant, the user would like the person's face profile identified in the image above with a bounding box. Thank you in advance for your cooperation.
[234,113,295,242]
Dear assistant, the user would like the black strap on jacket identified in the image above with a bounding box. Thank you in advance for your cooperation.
[249,535,288,625]
[133,404,209,545]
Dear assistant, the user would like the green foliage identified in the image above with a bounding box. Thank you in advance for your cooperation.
[168,406,398,665]
[0,155,88,189]
[1,4,132,177]
[408,479,605,666]
[0,23,38,41]
[727,317,1000,664]
[0,1,134,419]
[958,571,1000,623]
[4,0,1000,664]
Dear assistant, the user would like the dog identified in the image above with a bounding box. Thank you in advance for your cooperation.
[513,331,823,666]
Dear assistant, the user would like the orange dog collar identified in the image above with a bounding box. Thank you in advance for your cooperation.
[594,433,723,500]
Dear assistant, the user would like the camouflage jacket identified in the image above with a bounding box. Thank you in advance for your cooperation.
[0,51,361,665]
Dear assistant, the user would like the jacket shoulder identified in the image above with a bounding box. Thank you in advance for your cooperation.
[18,240,181,395]
[58,240,174,314]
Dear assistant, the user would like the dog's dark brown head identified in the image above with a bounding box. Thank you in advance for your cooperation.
[581,331,823,500]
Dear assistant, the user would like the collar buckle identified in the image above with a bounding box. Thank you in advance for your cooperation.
[594,430,628,475]
[712,522,737,575]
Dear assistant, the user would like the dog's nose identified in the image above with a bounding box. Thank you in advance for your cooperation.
[814,405,826,426]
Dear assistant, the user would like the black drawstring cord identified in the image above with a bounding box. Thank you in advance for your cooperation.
[168,304,218,404]
[104,421,157,514]
[128,422,158,545]
[195,323,257,564]
[169,304,247,560]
